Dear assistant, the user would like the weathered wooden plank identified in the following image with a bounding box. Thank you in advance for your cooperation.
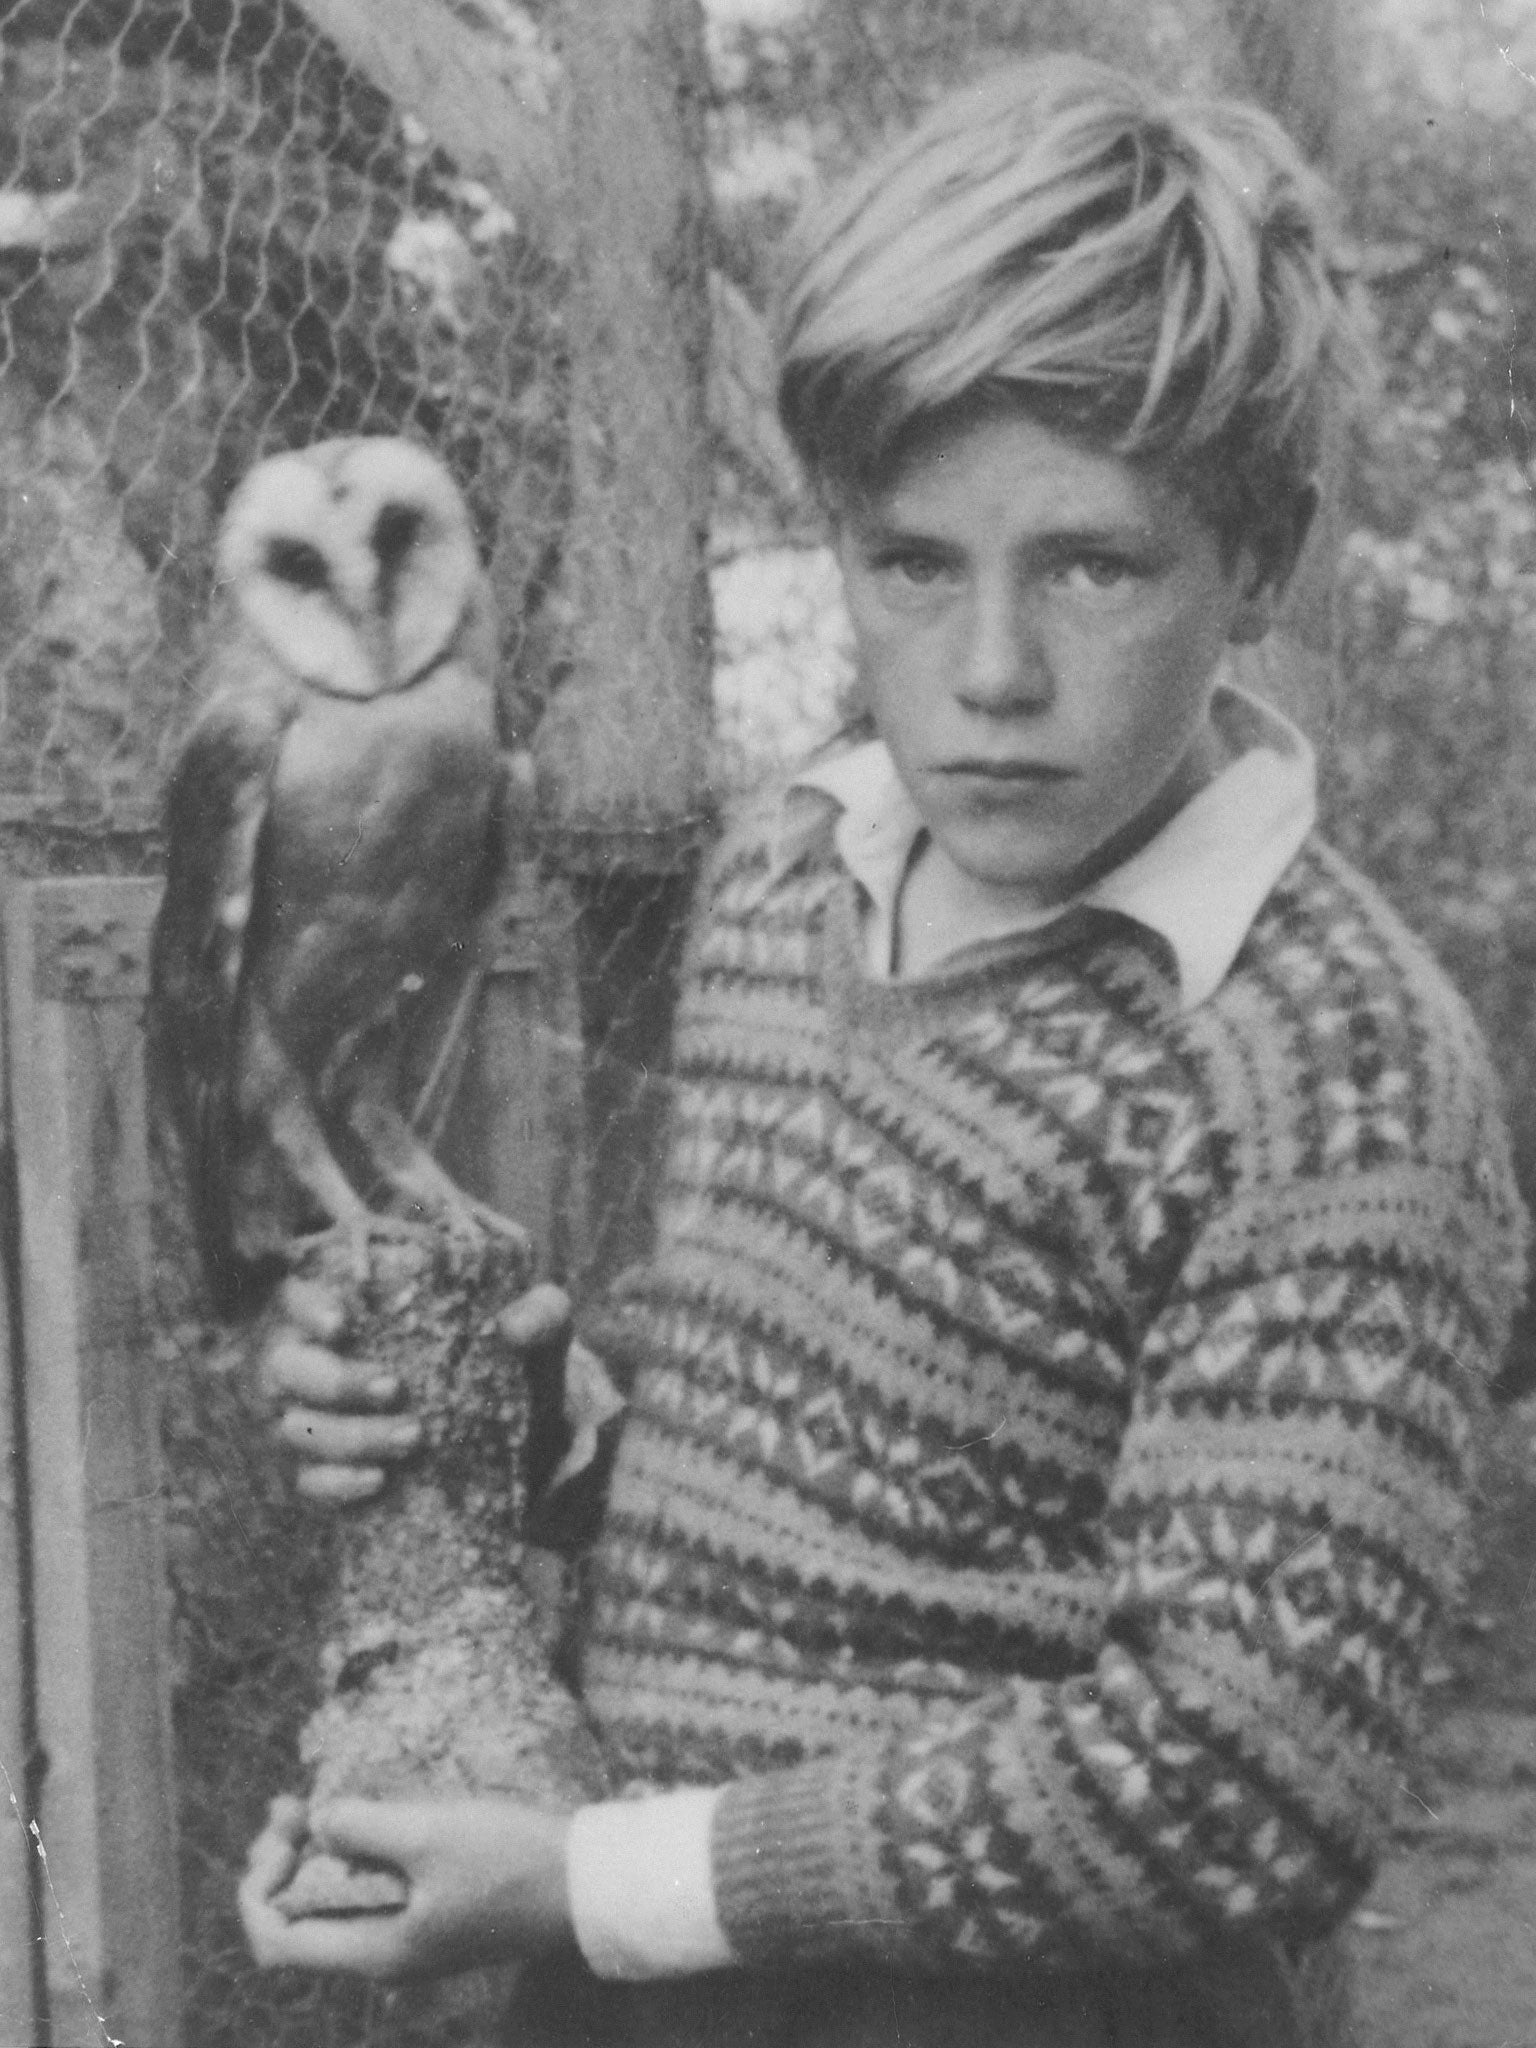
[532,0,715,863]
[4,884,102,2039]
[0,898,40,2048]
[4,877,180,2048]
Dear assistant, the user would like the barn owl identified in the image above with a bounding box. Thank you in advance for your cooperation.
[149,435,522,1316]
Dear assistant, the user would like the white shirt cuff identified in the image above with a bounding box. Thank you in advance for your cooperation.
[567,1787,736,1980]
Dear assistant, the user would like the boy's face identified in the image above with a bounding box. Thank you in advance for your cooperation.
[833,406,1286,902]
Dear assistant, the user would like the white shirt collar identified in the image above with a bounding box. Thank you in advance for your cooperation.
[785,677,1316,1007]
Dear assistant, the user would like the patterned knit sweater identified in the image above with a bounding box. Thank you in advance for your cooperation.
[578,793,1526,1980]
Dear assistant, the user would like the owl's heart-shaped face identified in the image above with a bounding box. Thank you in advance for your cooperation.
[216,436,483,698]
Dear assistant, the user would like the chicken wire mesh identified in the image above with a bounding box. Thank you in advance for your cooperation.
[0,3,1349,2041]
[0,0,566,862]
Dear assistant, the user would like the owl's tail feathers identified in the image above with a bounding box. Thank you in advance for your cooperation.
[145,1023,282,1323]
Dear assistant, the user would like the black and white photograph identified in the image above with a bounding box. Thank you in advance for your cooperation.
[0,3,1534,2044]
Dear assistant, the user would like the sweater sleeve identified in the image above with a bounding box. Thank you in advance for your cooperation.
[705,1140,1527,1972]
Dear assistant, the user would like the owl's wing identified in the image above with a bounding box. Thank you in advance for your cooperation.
[149,667,299,1314]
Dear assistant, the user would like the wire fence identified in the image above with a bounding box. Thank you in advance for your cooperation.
[0,0,566,857]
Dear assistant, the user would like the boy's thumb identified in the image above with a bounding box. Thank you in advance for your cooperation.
[309,1796,415,1865]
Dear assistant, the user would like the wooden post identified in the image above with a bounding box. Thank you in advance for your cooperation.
[526,0,716,1281]
[0,922,39,2048]
[535,0,715,868]
[3,878,180,2048]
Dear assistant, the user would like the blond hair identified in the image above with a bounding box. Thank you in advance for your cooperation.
[776,54,1365,547]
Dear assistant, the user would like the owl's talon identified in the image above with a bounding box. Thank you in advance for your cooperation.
[302,1210,436,1292]
[426,1198,530,1275]
[468,1200,530,1256]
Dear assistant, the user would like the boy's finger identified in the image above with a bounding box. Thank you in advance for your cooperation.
[240,1798,411,1973]
[241,1799,308,1902]
[266,1794,311,1844]
[275,1274,349,1343]
[278,1407,421,1464]
[242,1882,405,1974]
[294,1462,388,1504]
[263,1338,402,1414]
[498,1283,572,1349]
[309,1796,425,1866]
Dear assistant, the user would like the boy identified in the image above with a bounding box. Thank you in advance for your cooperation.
[239,54,1527,2047]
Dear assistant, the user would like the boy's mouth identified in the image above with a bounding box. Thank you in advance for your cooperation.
[940,760,1077,783]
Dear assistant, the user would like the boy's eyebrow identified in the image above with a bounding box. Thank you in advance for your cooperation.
[848,507,1164,552]
[847,515,959,549]
[838,505,955,549]
[1033,523,1162,553]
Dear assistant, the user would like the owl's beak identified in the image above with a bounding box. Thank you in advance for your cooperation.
[358,612,398,693]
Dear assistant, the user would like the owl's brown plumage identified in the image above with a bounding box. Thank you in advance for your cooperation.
[150,436,513,1315]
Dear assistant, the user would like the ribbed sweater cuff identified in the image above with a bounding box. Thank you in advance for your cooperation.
[710,1749,901,1966]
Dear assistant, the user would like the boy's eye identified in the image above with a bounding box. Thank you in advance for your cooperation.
[870,548,958,592]
[1059,552,1139,593]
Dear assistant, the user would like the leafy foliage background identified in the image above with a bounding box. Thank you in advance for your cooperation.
[1326,21,1536,1288]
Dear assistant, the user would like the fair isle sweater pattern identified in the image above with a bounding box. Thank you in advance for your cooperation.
[579,798,1526,1975]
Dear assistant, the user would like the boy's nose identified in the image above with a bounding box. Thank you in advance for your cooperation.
[957,584,1052,713]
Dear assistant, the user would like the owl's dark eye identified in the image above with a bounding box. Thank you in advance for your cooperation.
[266,538,331,591]
[372,502,423,571]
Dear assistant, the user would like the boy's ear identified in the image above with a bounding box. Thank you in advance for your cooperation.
[1228,484,1320,646]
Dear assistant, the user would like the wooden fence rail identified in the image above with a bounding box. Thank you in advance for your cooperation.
[1,947,37,2048]
[2,878,179,2048]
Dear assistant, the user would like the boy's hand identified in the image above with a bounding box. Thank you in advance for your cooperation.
[259,1276,419,1502]
[239,1792,577,1979]
[260,1275,579,1504]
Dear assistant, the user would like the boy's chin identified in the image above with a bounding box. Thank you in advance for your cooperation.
[925,823,1081,905]
[930,831,1083,905]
